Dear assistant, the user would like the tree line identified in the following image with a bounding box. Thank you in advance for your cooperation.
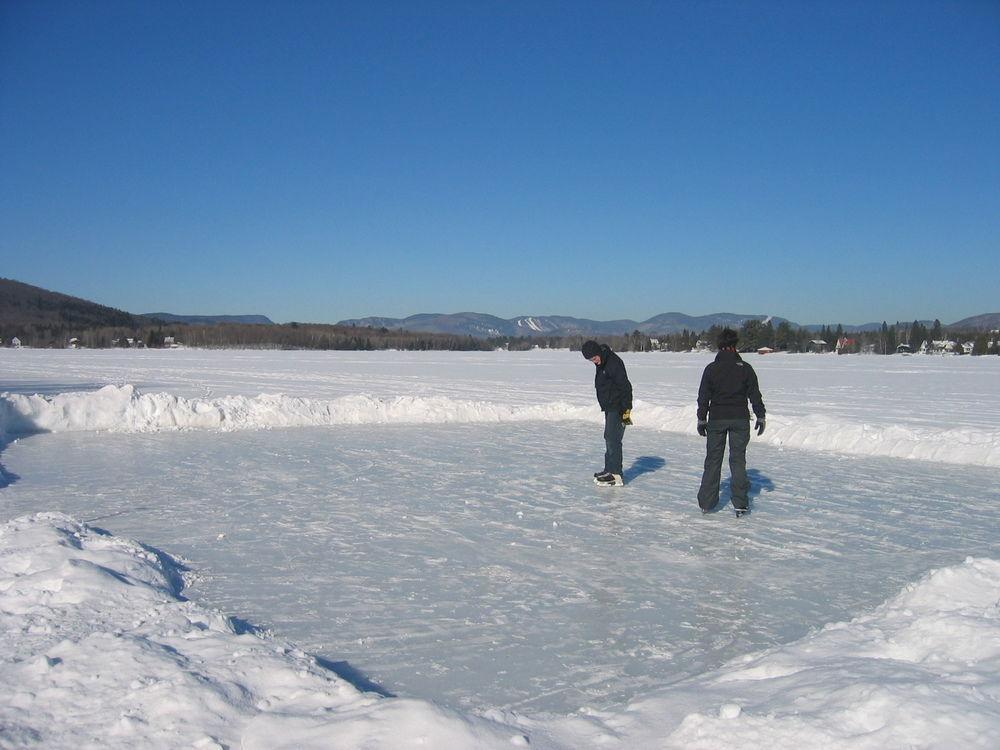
[725,319,999,355]
[2,321,493,352]
[492,320,999,356]
[3,315,997,356]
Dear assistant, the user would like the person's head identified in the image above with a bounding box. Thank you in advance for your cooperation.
[718,328,739,351]
[581,340,602,364]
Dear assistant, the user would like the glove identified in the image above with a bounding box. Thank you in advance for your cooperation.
[621,409,632,426]
[755,419,765,436]
[697,419,708,437]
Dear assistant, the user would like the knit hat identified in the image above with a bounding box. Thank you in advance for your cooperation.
[581,340,601,359]
[717,328,739,350]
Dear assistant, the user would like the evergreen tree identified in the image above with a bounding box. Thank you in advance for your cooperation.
[775,321,796,351]
[909,320,926,349]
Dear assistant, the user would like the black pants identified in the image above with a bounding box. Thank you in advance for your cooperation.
[603,409,625,475]
[698,418,750,511]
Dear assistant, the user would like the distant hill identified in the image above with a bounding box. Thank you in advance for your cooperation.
[0,277,138,331]
[143,312,274,326]
[339,311,795,338]
[949,313,1000,330]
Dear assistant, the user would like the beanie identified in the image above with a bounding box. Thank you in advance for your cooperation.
[717,328,739,350]
[581,340,601,359]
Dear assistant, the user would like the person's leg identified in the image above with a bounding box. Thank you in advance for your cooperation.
[604,409,625,475]
[697,421,727,511]
[728,420,751,510]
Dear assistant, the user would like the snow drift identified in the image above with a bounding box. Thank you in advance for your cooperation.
[2,384,1000,468]
[2,512,999,749]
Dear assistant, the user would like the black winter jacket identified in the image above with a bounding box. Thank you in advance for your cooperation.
[697,350,765,422]
[593,344,633,413]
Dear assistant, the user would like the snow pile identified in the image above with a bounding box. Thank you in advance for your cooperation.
[606,555,1000,749]
[0,513,529,749]
[763,413,1000,468]
[3,512,1000,749]
[0,384,595,433]
[3,384,1000,468]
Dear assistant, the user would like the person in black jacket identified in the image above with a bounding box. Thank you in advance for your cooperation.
[581,340,633,486]
[696,328,765,516]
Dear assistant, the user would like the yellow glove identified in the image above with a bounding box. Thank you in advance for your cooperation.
[621,409,633,426]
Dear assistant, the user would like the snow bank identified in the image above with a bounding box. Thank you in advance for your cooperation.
[604,555,1000,749]
[0,513,530,749]
[0,384,594,433]
[3,513,999,749]
[3,384,1000,468]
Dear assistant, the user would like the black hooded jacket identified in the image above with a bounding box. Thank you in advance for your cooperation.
[697,350,765,422]
[593,344,633,413]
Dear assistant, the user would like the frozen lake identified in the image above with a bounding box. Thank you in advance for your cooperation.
[2,348,998,715]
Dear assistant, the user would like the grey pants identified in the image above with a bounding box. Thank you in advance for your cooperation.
[603,409,625,475]
[698,419,751,511]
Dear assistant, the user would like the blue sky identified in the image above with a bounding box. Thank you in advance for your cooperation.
[1,1,997,326]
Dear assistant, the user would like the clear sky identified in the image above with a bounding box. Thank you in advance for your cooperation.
[1,1,997,326]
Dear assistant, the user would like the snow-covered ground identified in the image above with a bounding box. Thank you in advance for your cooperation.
[1,348,999,748]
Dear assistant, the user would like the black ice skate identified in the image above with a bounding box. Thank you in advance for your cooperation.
[594,472,624,487]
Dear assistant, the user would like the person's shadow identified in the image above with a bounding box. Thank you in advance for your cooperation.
[623,456,666,483]
[719,469,775,511]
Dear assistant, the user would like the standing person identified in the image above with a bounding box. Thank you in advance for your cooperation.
[581,340,633,486]
[696,328,766,516]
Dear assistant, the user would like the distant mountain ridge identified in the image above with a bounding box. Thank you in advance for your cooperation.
[0,277,138,329]
[3,277,996,342]
[338,312,797,337]
[949,312,1000,331]
[339,311,1000,338]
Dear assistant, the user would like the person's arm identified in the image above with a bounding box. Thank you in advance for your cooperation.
[746,366,765,420]
[610,357,633,411]
[697,366,712,421]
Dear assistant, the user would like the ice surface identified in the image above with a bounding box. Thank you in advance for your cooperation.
[1,348,999,747]
[3,422,998,715]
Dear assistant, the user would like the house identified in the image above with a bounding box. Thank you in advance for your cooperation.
[962,341,975,355]
[896,343,912,354]
[836,337,859,355]
[68,337,80,349]
[924,340,957,354]
[808,340,829,353]
[757,347,774,355]
[11,337,22,348]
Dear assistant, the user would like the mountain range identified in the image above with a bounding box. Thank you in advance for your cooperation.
[339,311,1000,338]
[3,278,997,340]
[337,312,896,338]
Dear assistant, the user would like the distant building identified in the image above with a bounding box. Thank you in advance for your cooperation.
[809,340,829,353]
[11,337,22,348]
[757,347,774,355]
[68,337,80,349]
[836,337,859,355]
[927,340,958,354]
[896,343,912,354]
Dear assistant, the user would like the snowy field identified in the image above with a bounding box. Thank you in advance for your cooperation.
[2,348,999,748]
